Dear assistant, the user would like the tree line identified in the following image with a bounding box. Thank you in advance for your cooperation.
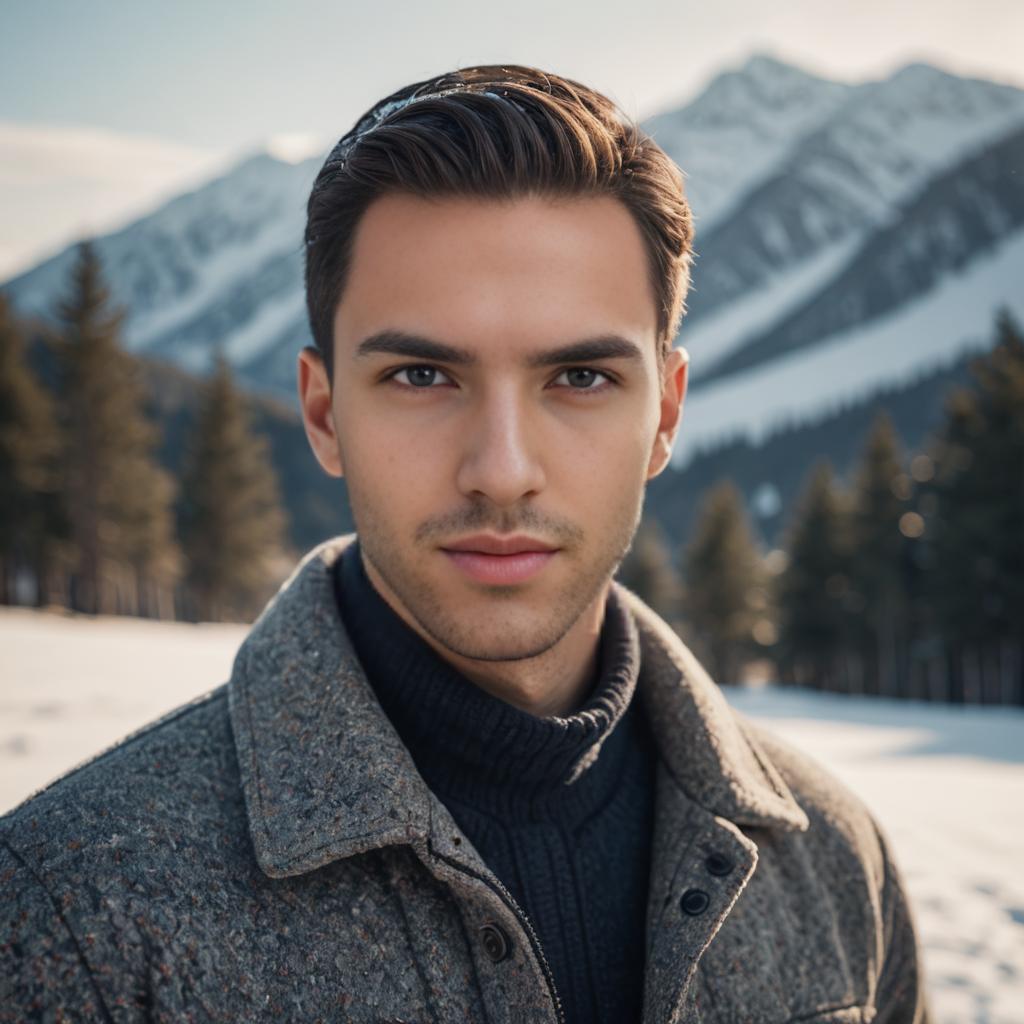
[1,241,289,622]
[619,307,1024,705]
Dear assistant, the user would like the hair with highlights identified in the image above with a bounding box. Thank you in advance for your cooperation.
[304,64,694,381]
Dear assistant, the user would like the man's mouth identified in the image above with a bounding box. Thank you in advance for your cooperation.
[440,534,559,585]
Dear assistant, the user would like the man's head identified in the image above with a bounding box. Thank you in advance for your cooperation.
[298,64,694,681]
[304,64,694,382]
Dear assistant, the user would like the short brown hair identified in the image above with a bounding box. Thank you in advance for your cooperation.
[304,64,694,381]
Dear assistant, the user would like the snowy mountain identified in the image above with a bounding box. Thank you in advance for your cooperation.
[658,59,1024,463]
[3,54,1023,456]
[5,152,319,385]
[700,123,1024,382]
[671,60,1024,331]
[642,54,853,233]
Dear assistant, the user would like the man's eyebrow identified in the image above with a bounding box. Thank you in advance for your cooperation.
[526,336,644,367]
[355,331,474,364]
[354,330,644,366]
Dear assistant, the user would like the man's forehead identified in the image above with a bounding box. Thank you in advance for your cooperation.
[331,192,660,369]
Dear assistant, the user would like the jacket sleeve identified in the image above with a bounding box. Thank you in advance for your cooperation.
[0,838,111,1023]
[871,824,932,1024]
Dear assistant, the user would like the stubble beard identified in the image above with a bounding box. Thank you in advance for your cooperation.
[352,494,645,664]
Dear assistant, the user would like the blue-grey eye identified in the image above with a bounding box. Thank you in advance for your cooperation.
[558,368,612,389]
[397,366,440,387]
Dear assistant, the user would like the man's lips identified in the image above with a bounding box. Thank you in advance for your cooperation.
[441,534,558,556]
[440,535,559,584]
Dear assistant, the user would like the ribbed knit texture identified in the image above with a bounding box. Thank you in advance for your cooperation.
[333,541,657,1024]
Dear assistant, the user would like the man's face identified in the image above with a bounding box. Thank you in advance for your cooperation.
[300,192,686,664]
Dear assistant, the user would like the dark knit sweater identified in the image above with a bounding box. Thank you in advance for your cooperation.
[333,541,657,1024]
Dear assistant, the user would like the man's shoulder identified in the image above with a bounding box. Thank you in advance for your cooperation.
[0,684,250,884]
[729,706,887,883]
[726,705,933,1022]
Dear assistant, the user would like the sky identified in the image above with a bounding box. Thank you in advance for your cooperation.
[1,0,1022,279]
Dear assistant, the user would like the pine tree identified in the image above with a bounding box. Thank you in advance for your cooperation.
[774,462,855,692]
[848,413,909,697]
[616,517,681,624]
[53,240,180,615]
[973,307,1024,661]
[679,481,763,686]
[925,306,1024,704]
[116,452,181,617]
[179,352,287,621]
[917,394,978,702]
[0,293,63,604]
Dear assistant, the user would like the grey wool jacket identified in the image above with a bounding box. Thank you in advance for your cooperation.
[1,534,931,1024]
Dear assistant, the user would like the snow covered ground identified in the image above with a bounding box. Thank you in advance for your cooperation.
[1,606,1022,1022]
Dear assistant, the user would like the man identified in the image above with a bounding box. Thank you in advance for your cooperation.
[1,65,930,1023]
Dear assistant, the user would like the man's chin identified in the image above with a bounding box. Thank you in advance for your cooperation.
[417,606,570,664]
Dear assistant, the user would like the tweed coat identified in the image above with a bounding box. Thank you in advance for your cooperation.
[1,534,931,1024]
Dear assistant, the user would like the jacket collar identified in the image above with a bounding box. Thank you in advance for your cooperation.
[620,587,809,833]
[228,535,807,879]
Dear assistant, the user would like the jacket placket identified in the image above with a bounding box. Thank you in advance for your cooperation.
[412,757,761,1024]
[641,756,759,1024]
[414,795,568,1024]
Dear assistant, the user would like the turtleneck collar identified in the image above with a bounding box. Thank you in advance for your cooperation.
[332,539,642,826]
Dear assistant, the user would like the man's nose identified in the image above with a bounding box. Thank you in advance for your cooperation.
[455,388,546,507]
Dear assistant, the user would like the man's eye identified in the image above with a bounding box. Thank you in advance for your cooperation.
[554,367,613,391]
[389,365,452,388]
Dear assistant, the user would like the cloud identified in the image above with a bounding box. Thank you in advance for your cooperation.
[0,122,233,280]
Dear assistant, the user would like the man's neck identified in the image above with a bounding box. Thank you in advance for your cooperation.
[360,555,608,718]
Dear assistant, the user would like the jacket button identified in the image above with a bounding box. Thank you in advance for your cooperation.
[680,888,710,915]
[479,922,512,963]
[705,851,734,876]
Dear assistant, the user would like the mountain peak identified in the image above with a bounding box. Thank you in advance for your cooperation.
[640,50,852,230]
[234,150,288,173]
[740,53,805,79]
[736,51,837,89]
[888,60,958,89]
[688,51,842,120]
[862,58,1024,120]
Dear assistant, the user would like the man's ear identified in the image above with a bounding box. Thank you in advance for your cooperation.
[297,346,344,478]
[646,346,688,481]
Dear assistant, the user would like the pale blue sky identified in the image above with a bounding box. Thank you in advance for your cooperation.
[1,0,1021,277]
